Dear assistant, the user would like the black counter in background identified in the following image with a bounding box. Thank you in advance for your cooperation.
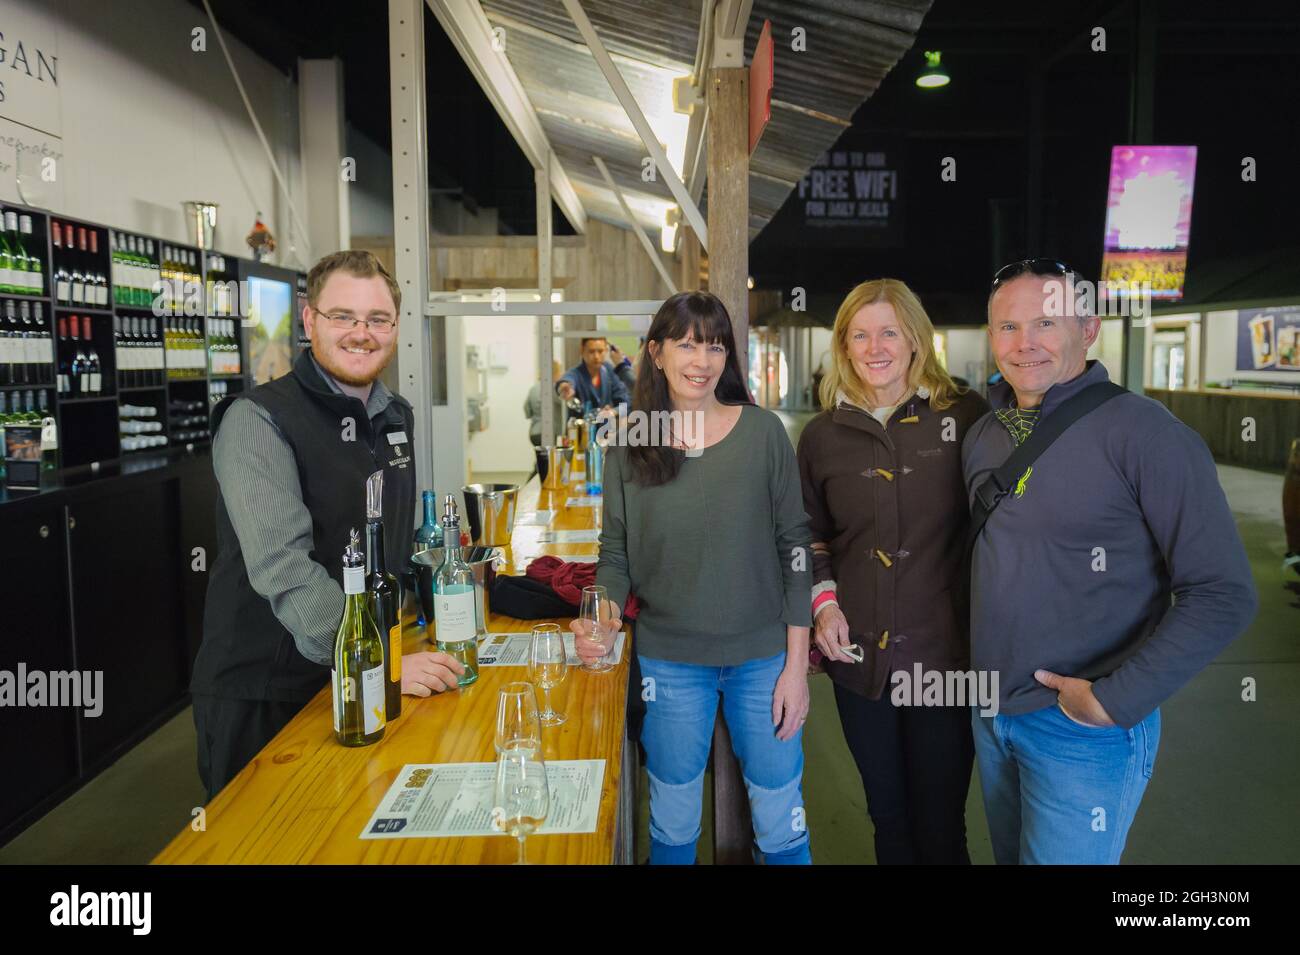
[1146,388,1300,471]
[0,448,218,845]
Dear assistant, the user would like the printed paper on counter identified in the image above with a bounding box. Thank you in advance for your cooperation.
[565,497,602,508]
[476,630,625,667]
[359,760,605,839]
[536,528,601,544]
[514,510,555,526]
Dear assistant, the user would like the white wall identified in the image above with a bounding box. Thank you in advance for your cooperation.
[942,327,989,387]
[1,0,308,269]
[464,313,538,473]
[1204,310,1238,384]
[1087,318,1125,380]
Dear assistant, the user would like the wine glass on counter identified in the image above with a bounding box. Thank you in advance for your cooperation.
[494,681,541,756]
[493,747,550,865]
[578,585,616,673]
[529,624,568,726]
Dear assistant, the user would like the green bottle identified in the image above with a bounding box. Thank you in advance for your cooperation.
[0,212,14,295]
[332,529,387,747]
[364,470,402,723]
[23,216,43,296]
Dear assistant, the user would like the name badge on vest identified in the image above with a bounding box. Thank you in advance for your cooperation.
[386,430,411,469]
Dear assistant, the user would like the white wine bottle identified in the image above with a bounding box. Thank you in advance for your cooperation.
[433,495,479,687]
[332,529,387,746]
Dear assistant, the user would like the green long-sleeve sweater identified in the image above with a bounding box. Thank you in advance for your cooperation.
[595,403,812,666]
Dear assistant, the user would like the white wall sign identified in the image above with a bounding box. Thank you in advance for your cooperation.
[0,1,64,205]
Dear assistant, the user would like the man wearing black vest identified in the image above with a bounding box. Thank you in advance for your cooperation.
[191,250,463,800]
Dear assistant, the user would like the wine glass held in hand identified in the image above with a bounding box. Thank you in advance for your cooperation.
[576,586,617,673]
[529,624,568,727]
[493,748,550,865]
[495,681,541,756]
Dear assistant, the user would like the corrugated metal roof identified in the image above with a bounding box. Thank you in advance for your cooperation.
[479,0,931,239]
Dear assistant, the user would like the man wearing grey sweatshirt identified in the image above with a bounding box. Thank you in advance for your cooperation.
[962,261,1257,864]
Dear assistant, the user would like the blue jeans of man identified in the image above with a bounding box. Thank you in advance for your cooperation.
[640,652,811,865]
[972,703,1161,864]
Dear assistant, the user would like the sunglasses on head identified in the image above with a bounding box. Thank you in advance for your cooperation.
[990,258,1079,293]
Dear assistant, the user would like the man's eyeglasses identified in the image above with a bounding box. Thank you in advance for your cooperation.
[989,258,1078,293]
[313,308,397,334]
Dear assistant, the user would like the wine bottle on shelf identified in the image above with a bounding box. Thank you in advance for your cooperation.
[0,211,15,294]
[82,315,101,395]
[124,315,137,389]
[130,234,144,307]
[160,245,173,314]
[39,390,58,471]
[149,317,163,386]
[25,304,38,386]
[433,495,479,687]
[87,230,107,307]
[53,224,71,304]
[70,227,86,305]
[143,239,157,308]
[11,219,30,294]
[20,216,43,297]
[0,304,11,387]
[137,315,149,387]
[34,304,50,386]
[124,234,139,306]
[1,211,19,294]
[110,232,122,306]
[17,301,34,385]
[11,301,28,385]
[114,316,129,389]
[68,316,84,397]
[332,528,387,747]
[56,317,70,396]
[364,470,402,723]
[2,301,18,386]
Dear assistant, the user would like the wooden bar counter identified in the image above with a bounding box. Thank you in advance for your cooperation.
[153,468,634,865]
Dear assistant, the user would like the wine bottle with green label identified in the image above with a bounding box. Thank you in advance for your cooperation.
[365,470,402,722]
[434,494,479,687]
[332,529,387,746]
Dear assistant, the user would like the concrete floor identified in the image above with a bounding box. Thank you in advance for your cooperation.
[3,414,1296,864]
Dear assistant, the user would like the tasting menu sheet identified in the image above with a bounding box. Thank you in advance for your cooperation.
[475,631,626,667]
[359,760,606,839]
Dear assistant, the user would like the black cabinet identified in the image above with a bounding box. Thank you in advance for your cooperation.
[69,481,188,770]
[178,465,218,675]
[0,504,78,832]
[0,451,217,842]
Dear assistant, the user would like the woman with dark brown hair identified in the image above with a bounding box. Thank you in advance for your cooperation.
[570,290,814,864]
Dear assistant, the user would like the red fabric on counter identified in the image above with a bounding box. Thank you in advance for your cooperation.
[525,555,640,619]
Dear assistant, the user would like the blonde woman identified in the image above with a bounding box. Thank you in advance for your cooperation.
[796,279,988,863]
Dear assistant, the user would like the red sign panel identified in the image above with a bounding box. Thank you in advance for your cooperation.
[749,19,773,155]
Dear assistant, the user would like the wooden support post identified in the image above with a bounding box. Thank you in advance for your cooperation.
[707,66,750,380]
[536,161,555,446]
[706,63,754,866]
[678,224,702,293]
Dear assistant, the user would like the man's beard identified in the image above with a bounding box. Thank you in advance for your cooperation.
[312,339,395,386]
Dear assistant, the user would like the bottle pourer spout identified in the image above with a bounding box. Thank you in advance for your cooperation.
[365,470,384,520]
[344,528,364,567]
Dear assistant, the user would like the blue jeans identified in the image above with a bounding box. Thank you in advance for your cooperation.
[972,703,1161,864]
[640,652,811,865]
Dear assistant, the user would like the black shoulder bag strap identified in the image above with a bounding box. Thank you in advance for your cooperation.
[969,381,1127,546]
